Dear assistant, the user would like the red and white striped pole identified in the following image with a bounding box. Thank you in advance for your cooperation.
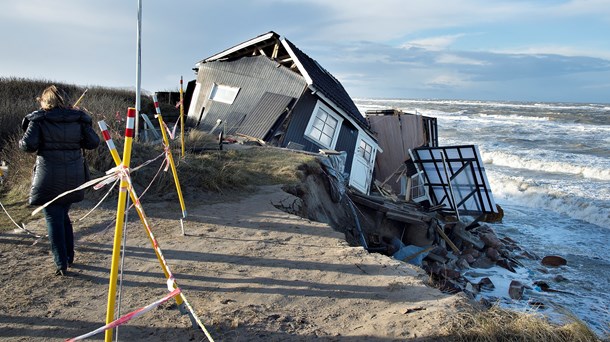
[153,95,187,221]
[105,107,136,342]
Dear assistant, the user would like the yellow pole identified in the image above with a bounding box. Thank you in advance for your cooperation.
[179,77,185,158]
[105,108,136,342]
[153,95,187,219]
[97,121,184,307]
[73,89,88,107]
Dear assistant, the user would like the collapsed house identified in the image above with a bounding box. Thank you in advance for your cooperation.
[186,31,380,194]
[182,30,512,297]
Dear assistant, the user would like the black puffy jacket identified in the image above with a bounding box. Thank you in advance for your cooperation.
[19,108,100,205]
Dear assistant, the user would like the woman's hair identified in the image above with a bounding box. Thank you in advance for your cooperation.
[38,85,68,110]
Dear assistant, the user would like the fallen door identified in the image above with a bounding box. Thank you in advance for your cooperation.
[349,132,376,194]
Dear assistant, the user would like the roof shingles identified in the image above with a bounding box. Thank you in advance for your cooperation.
[283,39,369,128]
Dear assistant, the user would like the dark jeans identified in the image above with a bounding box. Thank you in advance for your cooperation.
[43,203,74,270]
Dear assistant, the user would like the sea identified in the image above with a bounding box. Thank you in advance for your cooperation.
[355,98,610,337]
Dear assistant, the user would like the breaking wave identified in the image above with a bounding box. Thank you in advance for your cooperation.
[483,150,610,181]
[489,174,610,228]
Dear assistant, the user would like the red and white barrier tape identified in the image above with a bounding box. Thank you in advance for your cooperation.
[152,96,180,140]
[0,200,47,244]
[67,287,181,341]
[96,120,214,341]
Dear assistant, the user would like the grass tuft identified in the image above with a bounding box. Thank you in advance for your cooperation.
[444,305,605,342]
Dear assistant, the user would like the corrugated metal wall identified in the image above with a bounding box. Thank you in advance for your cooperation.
[189,55,305,133]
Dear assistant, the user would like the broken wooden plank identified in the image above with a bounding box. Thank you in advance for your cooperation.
[272,41,279,59]
[435,223,460,254]
[385,207,431,223]
[386,211,427,225]
[400,245,435,263]
[349,195,387,212]
[349,191,386,205]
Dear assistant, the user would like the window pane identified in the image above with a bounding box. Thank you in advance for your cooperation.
[210,84,239,104]
[310,127,323,140]
[317,110,328,122]
[312,118,325,130]
[320,134,332,147]
[322,124,335,137]
[326,115,338,129]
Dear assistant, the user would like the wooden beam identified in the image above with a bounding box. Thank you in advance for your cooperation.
[272,42,279,59]
[435,223,460,254]
[349,195,387,212]
[386,211,426,225]
[258,48,267,56]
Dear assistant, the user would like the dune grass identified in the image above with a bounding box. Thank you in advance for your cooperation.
[443,305,605,342]
[0,77,315,230]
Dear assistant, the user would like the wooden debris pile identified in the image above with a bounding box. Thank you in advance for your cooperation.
[347,190,536,299]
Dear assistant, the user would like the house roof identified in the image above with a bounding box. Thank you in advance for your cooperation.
[200,32,280,65]
[281,39,368,127]
[196,31,370,130]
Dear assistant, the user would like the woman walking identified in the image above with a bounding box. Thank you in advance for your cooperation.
[20,85,100,276]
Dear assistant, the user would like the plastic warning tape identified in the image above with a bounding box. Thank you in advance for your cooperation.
[66,287,181,341]
[153,97,178,140]
[95,122,212,341]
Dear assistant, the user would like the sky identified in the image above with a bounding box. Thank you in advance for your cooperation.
[1,0,609,103]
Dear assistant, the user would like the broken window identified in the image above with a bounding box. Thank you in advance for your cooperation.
[209,83,240,104]
[410,171,429,203]
[305,101,342,149]
[358,139,373,162]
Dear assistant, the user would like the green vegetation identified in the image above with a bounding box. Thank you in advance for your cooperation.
[0,77,314,229]
[444,305,605,342]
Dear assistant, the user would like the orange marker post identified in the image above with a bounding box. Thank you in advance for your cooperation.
[153,95,187,220]
[105,108,136,342]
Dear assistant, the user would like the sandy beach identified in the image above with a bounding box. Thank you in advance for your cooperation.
[0,185,469,341]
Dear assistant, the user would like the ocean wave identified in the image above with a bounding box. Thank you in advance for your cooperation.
[354,98,610,112]
[479,113,550,122]
[483,150,610,181]
[489,175,609,228]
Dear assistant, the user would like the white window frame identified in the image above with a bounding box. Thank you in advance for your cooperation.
[358,139,373,163]
[305,100,343,149]
[411,171,430,203]
[209,83,240,104]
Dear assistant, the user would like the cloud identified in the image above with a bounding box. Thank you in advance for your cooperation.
[402,34,467,51]
[492,45,610,61]
[315,40,610,101]
[424,73,472,89]
[262,0,610,42]
[435,54,489,66]
[0,1,132,30]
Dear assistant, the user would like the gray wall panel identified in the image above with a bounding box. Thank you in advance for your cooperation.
[190,55,305,133]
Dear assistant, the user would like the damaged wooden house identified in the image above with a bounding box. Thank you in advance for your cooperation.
[185,31,380,194]
[364,109,499,218]
[364,108,438,197]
